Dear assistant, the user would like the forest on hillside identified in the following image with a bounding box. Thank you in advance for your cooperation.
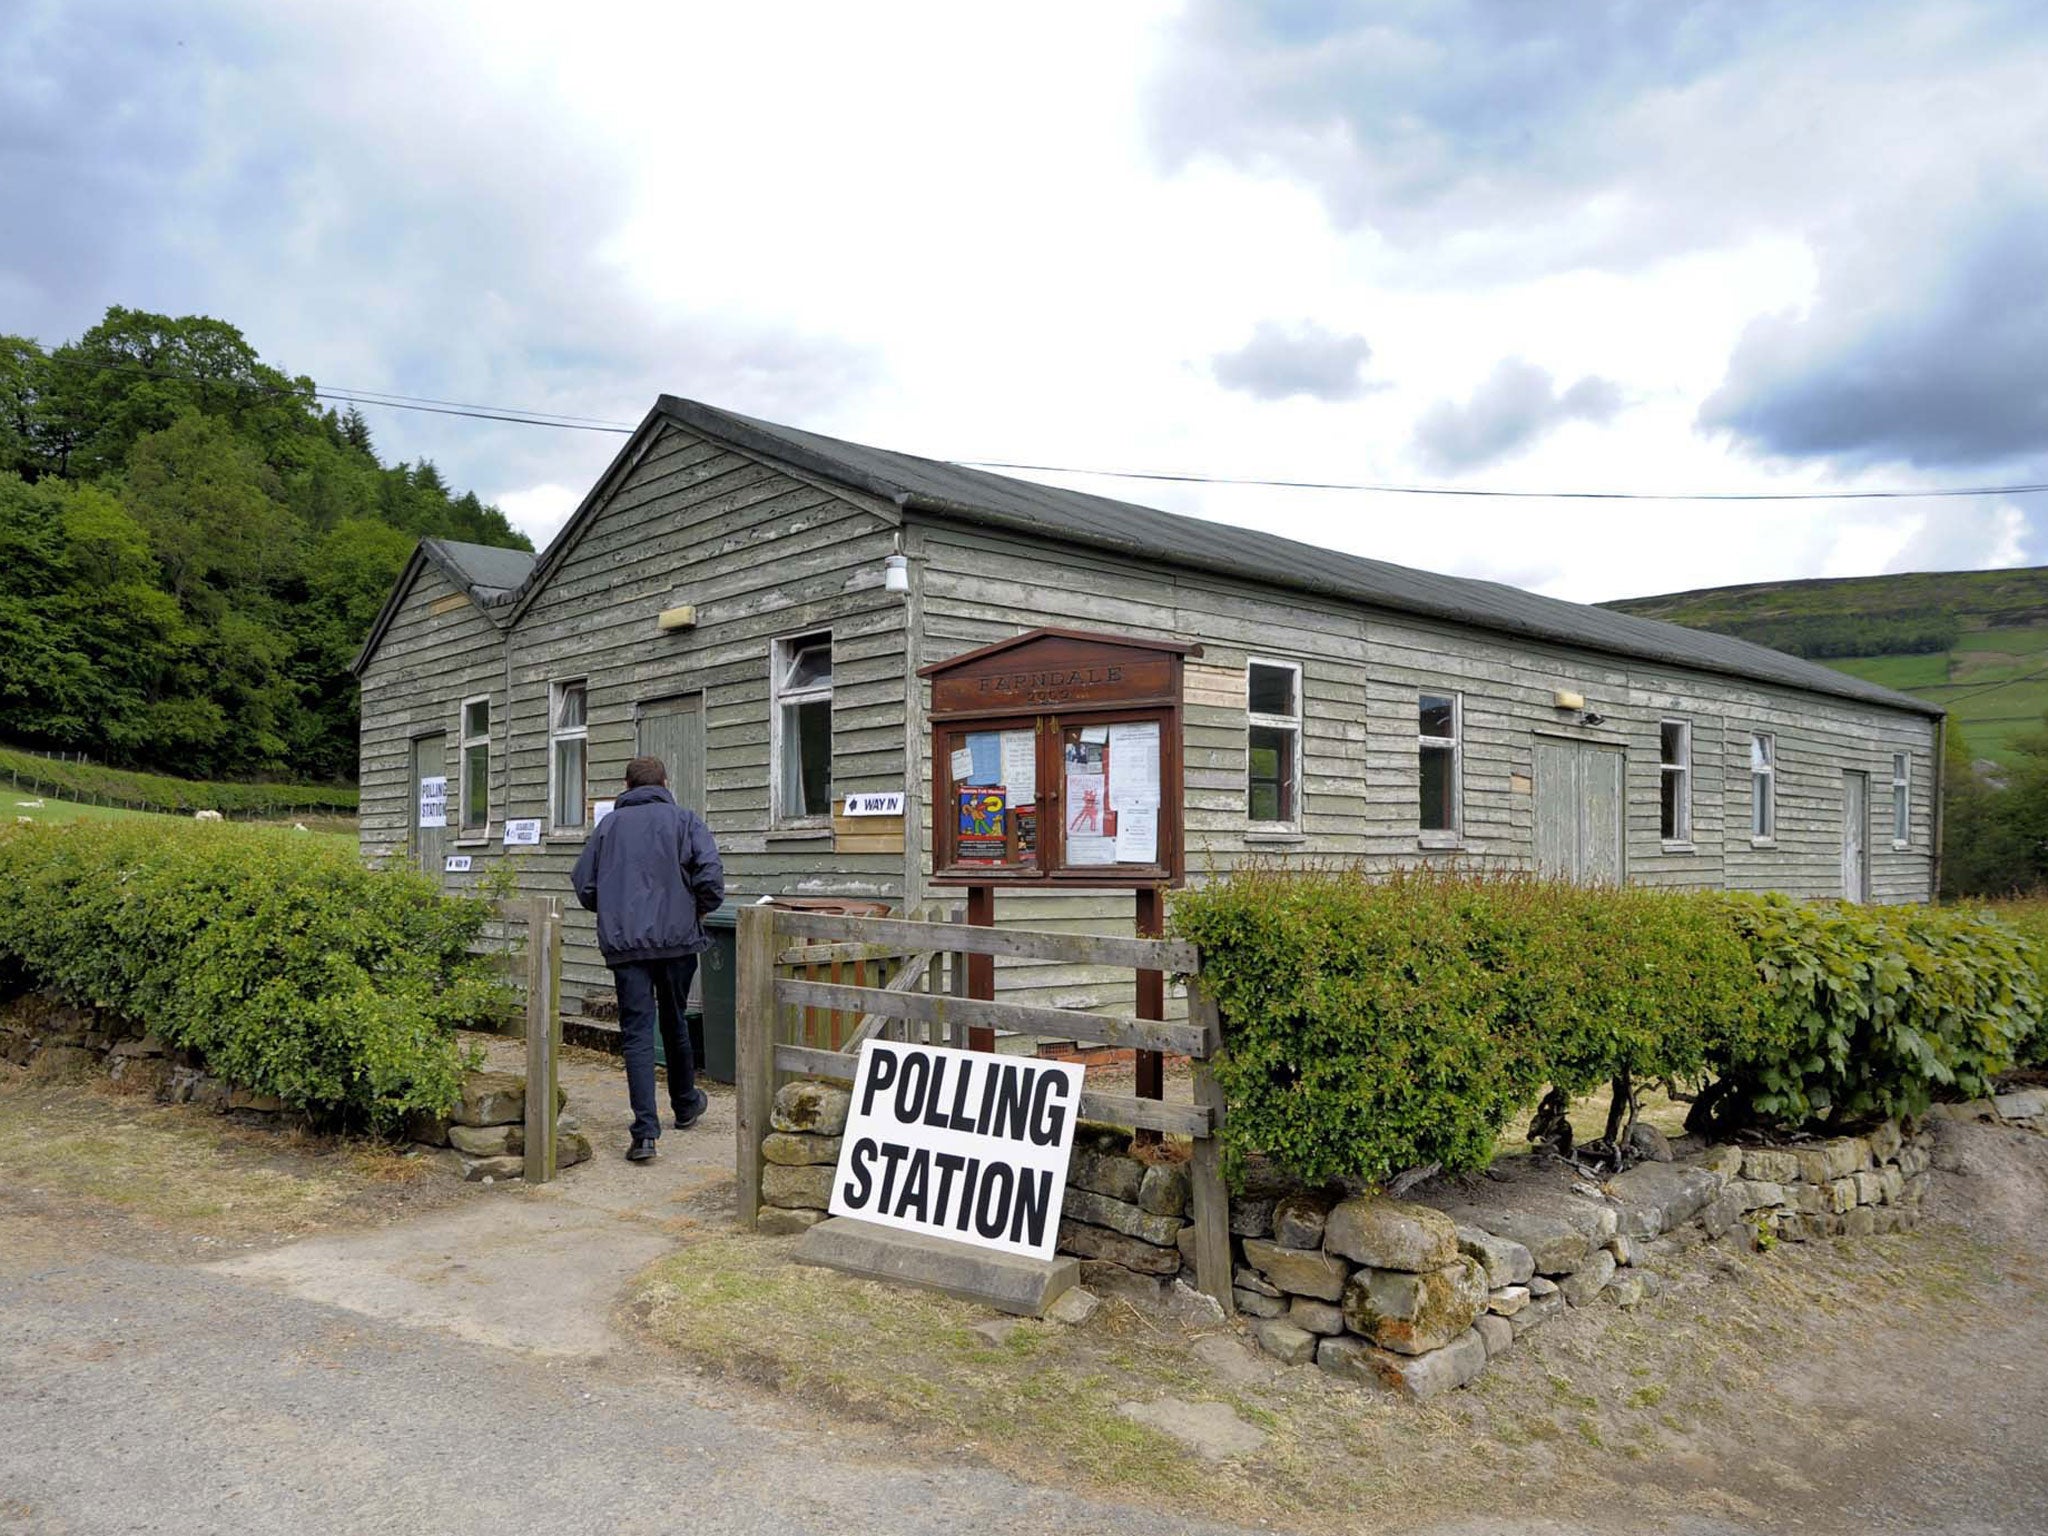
[0,307,529,782]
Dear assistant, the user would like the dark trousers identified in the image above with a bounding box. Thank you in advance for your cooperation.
[613,955,699,1142]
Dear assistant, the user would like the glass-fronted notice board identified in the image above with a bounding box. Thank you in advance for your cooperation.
[921,627,1195,887]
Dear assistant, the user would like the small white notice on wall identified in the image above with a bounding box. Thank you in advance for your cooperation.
[843,791,906,817]
[444,854,472,873]
[417,776,448,829]
[504,818,541,846]
[829,1040,1084,1261]
[592,799,615,826]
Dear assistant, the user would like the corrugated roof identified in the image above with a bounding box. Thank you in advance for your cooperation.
[424,538,535,603]
[653,397,1941,719]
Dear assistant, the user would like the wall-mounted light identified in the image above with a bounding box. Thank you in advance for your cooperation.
[1553,689,1586,711]
[883,553,910,594]
[657,604,697,632]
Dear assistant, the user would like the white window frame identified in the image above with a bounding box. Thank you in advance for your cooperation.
[457,694,492,840]
[1892,752,1911,849]
[1418,691,1463,845]
[548,680,589,835]
[1659,718,1693,848]
[1750,732,1776,845]
[1245,658,1303,832]
[771,630,834,828]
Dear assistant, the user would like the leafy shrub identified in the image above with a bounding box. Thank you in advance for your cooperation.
[1171,868,1761,1187]
[0,819,501,1128]
[1173,868,2044,1187]
[1708,894,2043,1120]
[0,745,359,818]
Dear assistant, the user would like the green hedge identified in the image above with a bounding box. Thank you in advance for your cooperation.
[0,819,499,1128]
[1707,894,2044,1119]
[1172,870,2043,1187]
[0,745,358,818]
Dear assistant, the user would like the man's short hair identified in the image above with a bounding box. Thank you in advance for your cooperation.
[624,755,668,789]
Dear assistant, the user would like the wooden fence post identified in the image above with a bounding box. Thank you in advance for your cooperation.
[1187,979,1234,1315]
[523,896,561,1184]
[735,904,780,1230]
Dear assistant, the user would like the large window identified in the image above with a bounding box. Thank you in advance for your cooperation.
[550,681,587,831]
[1750,732,1776,841]
[773,632,833,823]
[460,695,491,834]
[1659,719,1692,843]
[1246,659,1300,827]
[1892,752,1911,847]
[1419,692,1461,835]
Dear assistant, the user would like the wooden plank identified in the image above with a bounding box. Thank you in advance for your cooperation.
[773,978,1209,1056]
[777,941,922,966]
[523,898,561,1185]
[735,905,780,1230]
[1186,984,1233,1314]
[775,1042,855,1083]
[1079,1091,1214,1138]
[770,910,1200,973]
[841,954,941,1051]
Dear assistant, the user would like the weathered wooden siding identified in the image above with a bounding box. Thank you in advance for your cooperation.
[907,514,1940,1016]
[357,562,508,876]
[492,424,909,1000]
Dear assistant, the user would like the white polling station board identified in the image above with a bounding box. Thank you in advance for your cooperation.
[828,1040,1084,1261]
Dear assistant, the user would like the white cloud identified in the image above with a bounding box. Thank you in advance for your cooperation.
[495,483,583,546]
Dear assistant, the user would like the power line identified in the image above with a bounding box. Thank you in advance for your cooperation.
[26,349,2048,501]
[955,458,2048,504]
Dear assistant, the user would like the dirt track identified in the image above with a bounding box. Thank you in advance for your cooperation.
[4,1051,2046,1535]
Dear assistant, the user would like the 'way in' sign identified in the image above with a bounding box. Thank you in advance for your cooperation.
[829,1040,1083,1261]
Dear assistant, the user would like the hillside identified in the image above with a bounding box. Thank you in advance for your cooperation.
[0,307,529,782]
[1606,566,2048,765]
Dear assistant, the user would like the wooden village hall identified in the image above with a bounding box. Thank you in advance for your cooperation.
[352,396,1943,1028]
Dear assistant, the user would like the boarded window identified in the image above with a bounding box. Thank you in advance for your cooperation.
[774,632,833,822]
[1750,733,1775,841]
[551,681,587,830]
[1659,719,1691,842]
[1892,752,1910,846]
[1246,660,1300,825]
[1419,693,1461,834]
[460,695,490,832]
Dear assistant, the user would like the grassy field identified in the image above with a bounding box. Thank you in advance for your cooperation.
[1606,566,2048,767]
[6,792,357,849]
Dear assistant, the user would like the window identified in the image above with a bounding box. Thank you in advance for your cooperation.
[1892,752,1911,846]
[1246,660,1300,826]
[1750,733,1775,841]
[549,681,587,831]
[1419,692,1461,835]
[773,632,833,823]
[1659,719,1692,843]
[459,696,491,834]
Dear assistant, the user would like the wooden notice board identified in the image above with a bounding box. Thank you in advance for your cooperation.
[919,628,1199,888]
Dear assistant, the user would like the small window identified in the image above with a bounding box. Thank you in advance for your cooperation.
[1659,719,1692,843]
[1892,752,1910,846]
[773,632,833,823]
[1750,733,1775,841]
[1246,659,1301,826]
[1419,692,1461,835]
[550,681,588,830]
[460,695,491,833]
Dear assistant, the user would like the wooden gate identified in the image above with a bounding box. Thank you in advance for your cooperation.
[733,905,1233,1312]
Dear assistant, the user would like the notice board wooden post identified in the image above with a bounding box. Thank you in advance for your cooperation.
[919,627,1199,1123]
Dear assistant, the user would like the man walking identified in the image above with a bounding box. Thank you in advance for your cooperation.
[571,755,725,1162]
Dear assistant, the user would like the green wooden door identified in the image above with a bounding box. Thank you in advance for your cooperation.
[636,695,706,814]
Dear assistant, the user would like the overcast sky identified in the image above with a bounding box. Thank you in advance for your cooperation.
[6,0,2045,603]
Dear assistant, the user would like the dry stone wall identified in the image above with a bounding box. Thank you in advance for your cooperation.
[2,991,589,1179]
[1229,1122,1937,1400]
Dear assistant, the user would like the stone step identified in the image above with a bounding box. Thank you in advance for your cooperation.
[795,1217,1079,1317]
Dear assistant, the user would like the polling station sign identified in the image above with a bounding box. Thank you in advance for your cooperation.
[829,1040,1083,1261]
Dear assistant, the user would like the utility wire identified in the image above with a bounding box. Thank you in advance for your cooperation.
[27,350,2048,501]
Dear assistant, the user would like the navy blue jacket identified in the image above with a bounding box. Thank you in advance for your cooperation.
[571,786,726,967]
